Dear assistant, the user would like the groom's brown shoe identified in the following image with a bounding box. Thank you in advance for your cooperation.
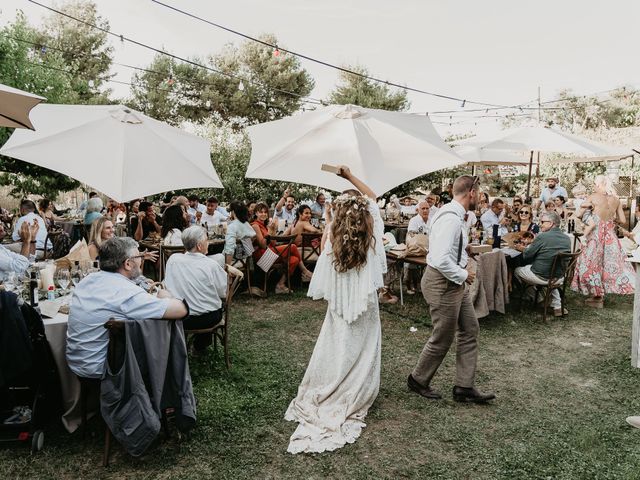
[407,375,442,400]
[452,386,495,404]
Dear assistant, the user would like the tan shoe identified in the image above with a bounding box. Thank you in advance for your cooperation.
[553,307,568,317]
[378,288,398,304]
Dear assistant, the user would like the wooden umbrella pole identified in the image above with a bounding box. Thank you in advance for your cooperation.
[526,150,534,200]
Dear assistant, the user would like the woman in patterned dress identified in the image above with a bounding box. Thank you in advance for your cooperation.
[571,175,634,308]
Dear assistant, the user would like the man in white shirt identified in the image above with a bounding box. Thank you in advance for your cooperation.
[7,200,50,258]
[165,226,227,352]
[407,200,431,234]
[480,198,509,237]
[274,188,297,224]
[310,193,326,219]
[66,237,187,379]
[426,193,440,217]
[200,196,224,226]
[0,221,37,277]
[186,195,207,224]
[408,175,495,404]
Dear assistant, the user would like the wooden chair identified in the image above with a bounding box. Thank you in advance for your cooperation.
[184,269,243,369]
[231,240,257,296]
[158,244,186,281]
[300,232,322,265]
[263,234,297,294]
[40,229,67,260]
[529,250,582,322]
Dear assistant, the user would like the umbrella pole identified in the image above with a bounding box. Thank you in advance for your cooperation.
[471,164,476,176]
[526,150,534,200]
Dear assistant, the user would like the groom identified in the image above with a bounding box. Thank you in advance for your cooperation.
[407,175,495,403]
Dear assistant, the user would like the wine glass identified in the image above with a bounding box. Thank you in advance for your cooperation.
[57,268,71,294]
[71,268,83,288]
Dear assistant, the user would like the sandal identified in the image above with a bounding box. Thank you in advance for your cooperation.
[275,285,292,294]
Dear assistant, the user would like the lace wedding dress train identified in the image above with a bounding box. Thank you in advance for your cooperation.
[285,199,386,454]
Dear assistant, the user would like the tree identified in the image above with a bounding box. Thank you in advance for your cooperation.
[0,15,82,198]
[130,34,315,128]
[36,0,114,103]
[327,65,410,111]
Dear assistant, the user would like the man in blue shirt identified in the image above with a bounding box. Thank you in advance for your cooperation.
[538,177,568,207]
[66,237,188,379]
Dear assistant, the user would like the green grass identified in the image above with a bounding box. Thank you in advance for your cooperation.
[2,290,640,479]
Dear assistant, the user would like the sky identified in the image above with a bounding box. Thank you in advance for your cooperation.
[2,0,640,136]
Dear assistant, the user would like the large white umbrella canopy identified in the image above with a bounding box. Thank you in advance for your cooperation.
[0,104,223,202]
[246,104,464,196]
[453,145,530,166]
[457,125,631,195]
[0,83,45,130]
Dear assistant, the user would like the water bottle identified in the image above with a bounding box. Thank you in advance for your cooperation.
[47,285,55,301]
[29,271,39,307]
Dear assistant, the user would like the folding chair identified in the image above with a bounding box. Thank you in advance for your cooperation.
[263,234,297,294]
[158,244,186,281]
[300,232,322,265]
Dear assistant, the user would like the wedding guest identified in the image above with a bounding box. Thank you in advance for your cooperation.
[78,191,97,212]
[285,204,322,246]
[310,193,326,219]
[537,176,568,208]
[200,196,224,226]
[408,200,431,235]
[38,199,61,230]
[553,195,567,219]
[132,201,162,241]
[66,237,187,379]
[247,201,258,223]
[219,201,256,265]
[514,211,570,316]
[512,205,540,234]
[88,217,115,260]
[274,188,297,224]
[251,202,312,293]
[572,175,634,308]
[84,197,103,226]
[161,205,188,246]
[165,226,228,353]
[480,198,509,236]
[478,192,490,215]
[0,220,38,277]
[8,199,49,258]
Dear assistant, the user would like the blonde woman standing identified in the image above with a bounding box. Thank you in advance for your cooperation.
[285,166,386,454]
[572,175,634,307]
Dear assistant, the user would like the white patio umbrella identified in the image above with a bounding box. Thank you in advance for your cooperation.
[0,83,45,130]
[246,104,464,196]
[453,145,530,167]
[458,125,631,197]
[0,104,223,202]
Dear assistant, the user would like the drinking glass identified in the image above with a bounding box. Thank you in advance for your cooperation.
[57,268,71,294]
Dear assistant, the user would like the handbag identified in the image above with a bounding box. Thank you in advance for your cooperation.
[256,247,279,272]
[403,232,428,257]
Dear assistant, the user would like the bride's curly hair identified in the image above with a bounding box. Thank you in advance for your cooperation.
[330,193,374,272]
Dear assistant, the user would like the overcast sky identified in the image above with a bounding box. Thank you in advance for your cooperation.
[2,0,639,135]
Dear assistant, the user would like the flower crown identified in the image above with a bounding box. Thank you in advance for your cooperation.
[332,194,370,243]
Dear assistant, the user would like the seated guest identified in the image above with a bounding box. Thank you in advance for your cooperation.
[132,201,162,241]
[201,196,224,226]
[285,204,322,246]
[544,200,556,213]
[247,201,257,223]
[310,193,326,219]
[480,198,509,236]
[426,193,440,217]
[553,195,567,219]
[66,237,188,379]
[512,205,540,234]
[217,201,256,265]
[0,220,37,277]
[38,198,61,230]
[165,226,228,353]
[514,211,571,317]
[407,200,431,234]
[509,197,523,222]
[274,188,297,224]
[78,191,97,212]
[251,202,313,293]
[8,199,49,259]
[400,196,417,216]
[88,217,115,260]
[186,195,206,224]
[161,205,188,246]
[84,197,103,226]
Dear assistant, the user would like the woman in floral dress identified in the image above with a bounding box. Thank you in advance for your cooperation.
[572,175,634,307]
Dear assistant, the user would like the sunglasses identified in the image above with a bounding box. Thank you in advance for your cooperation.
[519,211,531,215]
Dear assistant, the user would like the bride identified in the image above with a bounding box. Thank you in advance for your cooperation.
[284,166,386,454]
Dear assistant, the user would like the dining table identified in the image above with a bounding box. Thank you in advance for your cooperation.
[386,248,510,318]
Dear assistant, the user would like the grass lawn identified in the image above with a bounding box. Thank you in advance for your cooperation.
[2,289,640,479]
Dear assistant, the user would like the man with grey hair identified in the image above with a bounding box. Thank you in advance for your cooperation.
[164,226,227,353]
[514,211,571,317]
[66,237,188,379]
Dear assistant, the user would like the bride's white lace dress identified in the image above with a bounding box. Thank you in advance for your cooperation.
[284,199,386,454]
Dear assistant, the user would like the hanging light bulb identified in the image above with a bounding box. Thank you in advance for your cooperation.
[461,99,466,108]
[238,81,245,91]
[273,46,280,57]
[167,74,174,86]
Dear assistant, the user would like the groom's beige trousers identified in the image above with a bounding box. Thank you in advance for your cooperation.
[411,266,479,388]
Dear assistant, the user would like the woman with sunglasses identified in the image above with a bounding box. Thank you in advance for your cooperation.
[513,207,540,234]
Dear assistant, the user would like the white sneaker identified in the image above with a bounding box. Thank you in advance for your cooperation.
[626,416,640,429]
